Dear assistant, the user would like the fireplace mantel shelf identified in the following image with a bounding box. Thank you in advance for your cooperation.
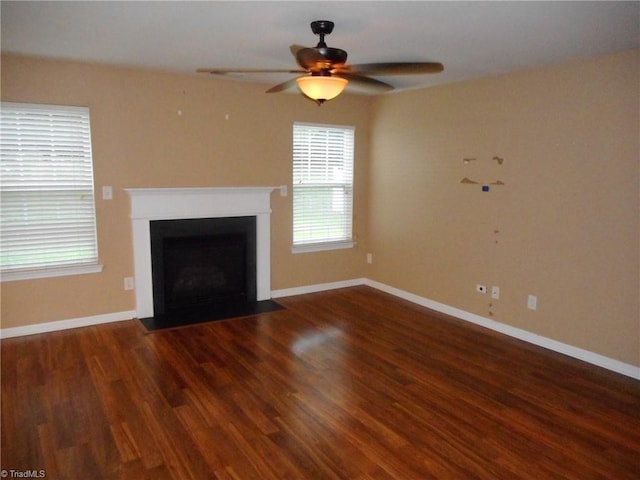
[125,186,283,196]
[125,186,285,220]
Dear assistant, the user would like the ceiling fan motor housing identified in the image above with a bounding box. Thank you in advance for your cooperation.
[297,21,348,73]
[296,47,347,72]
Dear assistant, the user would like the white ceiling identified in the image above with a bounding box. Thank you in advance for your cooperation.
[2,1,639,95]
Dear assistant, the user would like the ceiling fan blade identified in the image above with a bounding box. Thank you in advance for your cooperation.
[295,47,325,70]
[340,62,444,75]
[290,44,318,70]
[197,68,305,75]
[290,44,308,58]
[336,74,394,93]
[266,78,299,93]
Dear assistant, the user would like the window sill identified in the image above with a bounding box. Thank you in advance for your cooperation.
[292,241,355,254]
[1,263,104,282]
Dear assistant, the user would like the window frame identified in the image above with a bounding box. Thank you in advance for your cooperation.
[0,102,103,282]
[291,122,355,254]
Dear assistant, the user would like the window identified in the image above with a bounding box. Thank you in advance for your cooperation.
[292,122,354,253]
[0,102,101,281]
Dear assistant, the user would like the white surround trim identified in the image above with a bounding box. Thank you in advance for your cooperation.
[125,187,278,319]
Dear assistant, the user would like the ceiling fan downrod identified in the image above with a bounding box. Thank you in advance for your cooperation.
[310,20,335,48]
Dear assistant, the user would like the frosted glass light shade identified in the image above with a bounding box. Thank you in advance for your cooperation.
[296,76,348,102]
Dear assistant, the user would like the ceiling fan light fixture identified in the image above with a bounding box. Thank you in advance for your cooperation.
[296,75,348,104]
[198,20,443,103]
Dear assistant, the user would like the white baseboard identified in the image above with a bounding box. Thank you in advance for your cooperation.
[361,279,640,380]
[0,310,136,339]
[273,278,639,379]
[2,278,638,380]
[271,278,366,298]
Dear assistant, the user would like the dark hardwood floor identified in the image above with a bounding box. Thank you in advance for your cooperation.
[2,286,639,479]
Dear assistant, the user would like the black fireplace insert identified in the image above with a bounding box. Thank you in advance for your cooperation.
[140,216,282,331]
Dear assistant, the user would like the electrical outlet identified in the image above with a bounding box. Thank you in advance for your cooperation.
[491,286,500,299]
[527,294,537,310]
[366,253,373,264]
[476,284,487,294]
[124,277,135,291]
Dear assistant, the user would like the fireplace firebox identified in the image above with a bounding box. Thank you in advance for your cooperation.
[150,216,257,317]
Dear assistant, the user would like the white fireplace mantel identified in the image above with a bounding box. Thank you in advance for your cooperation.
[125,187,280,318]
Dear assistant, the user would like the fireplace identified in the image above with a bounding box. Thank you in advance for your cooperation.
[150,216,257,316]
[126,187,284,328]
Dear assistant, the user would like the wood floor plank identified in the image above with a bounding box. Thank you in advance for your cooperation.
[2,286,639,479]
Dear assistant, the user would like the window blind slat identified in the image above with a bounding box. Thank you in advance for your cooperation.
[0,102,99,273]
[292,123,354,247]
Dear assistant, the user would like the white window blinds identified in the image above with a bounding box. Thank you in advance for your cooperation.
[293,122,354,251]
[0,102,99,277]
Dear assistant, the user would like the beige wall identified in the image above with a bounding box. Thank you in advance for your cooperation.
[2,51,639,368]
[367,50,639,366]
[0,54,372,328]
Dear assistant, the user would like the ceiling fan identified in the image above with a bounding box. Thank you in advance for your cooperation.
[197,20,444,105]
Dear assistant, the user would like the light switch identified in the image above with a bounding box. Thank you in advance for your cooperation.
[102,186,113,200]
